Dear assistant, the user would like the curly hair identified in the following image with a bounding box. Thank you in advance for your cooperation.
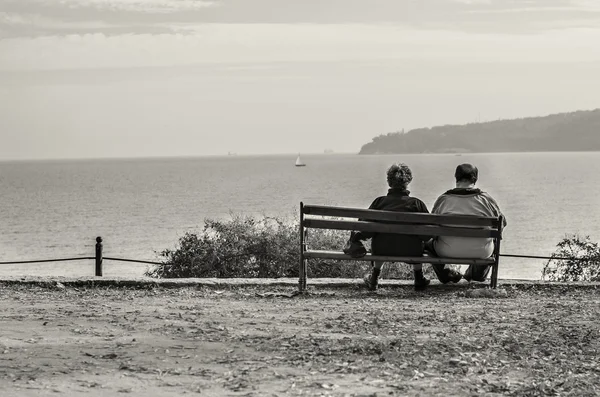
[386,163,413,188]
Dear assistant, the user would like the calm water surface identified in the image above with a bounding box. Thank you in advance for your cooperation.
[1,152,599,279]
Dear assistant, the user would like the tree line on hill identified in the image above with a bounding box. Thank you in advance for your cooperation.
[358,109,600,154]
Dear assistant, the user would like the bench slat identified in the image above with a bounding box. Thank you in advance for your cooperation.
[303,219,500,238]
[304,250,495,265]
[303,205,499,228]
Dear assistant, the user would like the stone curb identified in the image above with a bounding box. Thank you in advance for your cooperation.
[0,277,599,290]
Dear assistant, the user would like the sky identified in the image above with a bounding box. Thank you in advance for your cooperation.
[1,0,599,160]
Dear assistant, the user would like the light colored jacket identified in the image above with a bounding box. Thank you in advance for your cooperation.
[432,188,506,259]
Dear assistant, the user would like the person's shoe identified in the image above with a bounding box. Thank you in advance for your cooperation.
[343,232,367,258]
[363,273,373,289]
[463,265,491,283]
[364,267,381,291]
[413,269,430,291]
[436,268,462,284]
[446,269,463,283]
[464,275,487,283]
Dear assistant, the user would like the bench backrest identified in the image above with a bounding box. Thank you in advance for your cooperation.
[301,203,502,239]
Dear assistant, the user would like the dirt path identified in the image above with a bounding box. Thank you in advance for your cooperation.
[1,282,599,396]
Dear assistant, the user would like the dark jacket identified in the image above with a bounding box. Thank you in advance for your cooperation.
[359,188,430,257]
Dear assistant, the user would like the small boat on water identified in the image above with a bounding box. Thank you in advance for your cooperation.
[295,154,306,167]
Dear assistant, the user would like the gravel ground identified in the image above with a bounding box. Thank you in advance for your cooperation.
[1,280,599,396]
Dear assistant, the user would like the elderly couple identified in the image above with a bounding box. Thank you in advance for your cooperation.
[344,162,507,291]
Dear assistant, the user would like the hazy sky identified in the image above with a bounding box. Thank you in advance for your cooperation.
[1,0,599,160]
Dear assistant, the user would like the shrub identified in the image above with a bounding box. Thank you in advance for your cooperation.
[145,214,426,280]
[541,234,600,282]
[146,215,365,278]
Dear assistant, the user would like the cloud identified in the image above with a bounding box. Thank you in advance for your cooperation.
[464,6,600,14]
[0,11,109,28]
[455,0,600,13]
[22,0,217,13]
[571,0,600,11]
[0,0,210,38]
[0,11,156,38]
[0,0,217,37]
[3,0,600,40]
[451,0,493,4]
[0,11,28,25]
[2,24,600,72]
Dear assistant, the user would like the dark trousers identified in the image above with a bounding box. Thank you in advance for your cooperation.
[431,263,491,282]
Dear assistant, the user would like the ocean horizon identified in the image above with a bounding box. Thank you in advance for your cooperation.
[2,149,600,163]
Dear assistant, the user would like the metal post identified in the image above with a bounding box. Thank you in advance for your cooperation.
[95,236,103,277]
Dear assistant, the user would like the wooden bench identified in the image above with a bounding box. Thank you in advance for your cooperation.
[298,203,504,291]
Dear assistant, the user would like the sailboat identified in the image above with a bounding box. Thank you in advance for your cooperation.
[295,153,306,167]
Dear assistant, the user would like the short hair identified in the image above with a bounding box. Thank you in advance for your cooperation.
[387,163,413,188]
[455,163,478,183]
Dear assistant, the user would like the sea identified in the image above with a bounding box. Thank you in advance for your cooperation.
[1,152,599,280]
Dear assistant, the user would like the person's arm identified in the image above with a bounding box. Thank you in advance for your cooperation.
[416,199,430,214]
[358,197,381,221]
[367,197,381,211]
[482,193,507,228]
[431,195,445,214]
[354,197,381,240]
[416,199,433,242]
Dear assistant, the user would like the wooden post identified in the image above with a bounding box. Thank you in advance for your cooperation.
[95,236,103,277]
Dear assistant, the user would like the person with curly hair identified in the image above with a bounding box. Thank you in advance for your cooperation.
[344,162,431,291]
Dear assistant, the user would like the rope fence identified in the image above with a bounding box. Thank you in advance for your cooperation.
[0,237,164,276]
[103,257,163,266]
[0,257,94,265]
[499,254,563,260]
[0,235,581,277]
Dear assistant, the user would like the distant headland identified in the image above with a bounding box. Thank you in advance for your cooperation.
[359,108,600,154]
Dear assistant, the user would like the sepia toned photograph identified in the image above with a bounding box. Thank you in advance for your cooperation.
[1,0,599,395]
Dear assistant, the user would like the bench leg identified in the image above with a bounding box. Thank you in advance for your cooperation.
[490,263,499,289]
[302,258,308,291]
[298,254,303,292]
[298,257,308,293]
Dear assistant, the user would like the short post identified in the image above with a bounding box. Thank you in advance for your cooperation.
[95,236,103,277]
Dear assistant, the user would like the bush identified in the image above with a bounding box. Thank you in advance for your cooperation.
[541,234,600,282]
[145,215,364,278]
[145,214,426,280]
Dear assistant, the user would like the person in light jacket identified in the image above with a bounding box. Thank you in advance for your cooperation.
[428,163,507,282]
